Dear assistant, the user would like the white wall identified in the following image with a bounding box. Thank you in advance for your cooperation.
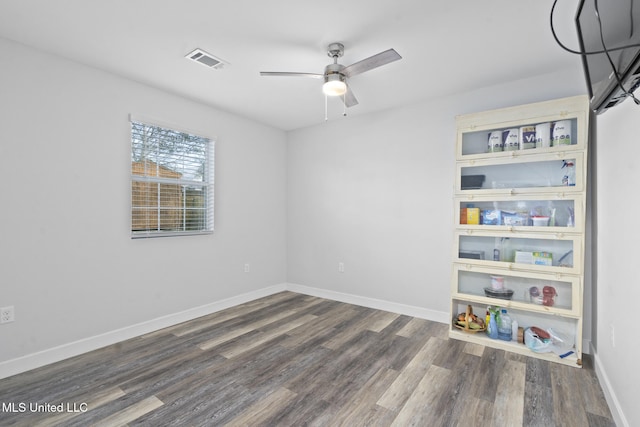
[593,99,640,427]
[287,65,640,424]
[287,67,588,321]
[0,31,633,425]
[0,38,287,371]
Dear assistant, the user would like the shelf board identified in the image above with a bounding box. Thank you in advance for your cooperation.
[451,293,580,318]
[454,258,580,276]
[456,144,584,162]
[456,224,581,234]
[448,328,582,368]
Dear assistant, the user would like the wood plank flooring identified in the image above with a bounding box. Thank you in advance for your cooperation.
[0,291,615,426]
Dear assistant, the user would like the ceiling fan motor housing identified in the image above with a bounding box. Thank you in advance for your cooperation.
[324,63,346,83]
[327,42,344,59]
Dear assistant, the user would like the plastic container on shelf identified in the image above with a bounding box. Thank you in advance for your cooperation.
[501,238,513,263]
[532,216,550,226]
[561,160,576,186]
[528,286,557,306]
[487,311,498,339]
[497,308,512,341]
[490,275,504,290]
[542,286,557,307]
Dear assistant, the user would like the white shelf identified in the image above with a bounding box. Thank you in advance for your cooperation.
[449,95,589,368]
[451,293,579,318]
[448,328,582,368]
[456,152,587,194]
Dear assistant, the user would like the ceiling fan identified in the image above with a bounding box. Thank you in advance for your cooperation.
[260,43,402,108]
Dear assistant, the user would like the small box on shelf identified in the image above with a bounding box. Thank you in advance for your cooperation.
[514,251,553,266]
[482,209,501,225]
[467,208,480,224]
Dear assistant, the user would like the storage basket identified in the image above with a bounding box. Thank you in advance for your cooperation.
[453,304,487,333]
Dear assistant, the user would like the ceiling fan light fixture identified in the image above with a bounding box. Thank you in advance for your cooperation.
[323,74,347,96]
[260,42,401,110]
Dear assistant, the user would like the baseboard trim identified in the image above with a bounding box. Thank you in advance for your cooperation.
[8,283,593,388]
[593,350,629,427]
[0,284,288,379]
[284,282,450,323]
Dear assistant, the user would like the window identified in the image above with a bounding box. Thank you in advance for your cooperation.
[130,118,214,238]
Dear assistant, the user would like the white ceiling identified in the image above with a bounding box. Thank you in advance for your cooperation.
[0,0,583,131]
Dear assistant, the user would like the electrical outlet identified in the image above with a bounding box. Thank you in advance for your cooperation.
[338,262,345,273]
[244,263,250,273]
[0,306,15,324]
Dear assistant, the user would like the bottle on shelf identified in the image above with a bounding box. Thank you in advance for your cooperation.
[561,160,576,186]
[494,237,501,261]
[487,309,498,339]
[567,207,575,227]
[511,318,519,342]
[501,238,513,262]
[497,308,512,341]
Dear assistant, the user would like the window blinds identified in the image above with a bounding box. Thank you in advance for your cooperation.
[130,120,214,238]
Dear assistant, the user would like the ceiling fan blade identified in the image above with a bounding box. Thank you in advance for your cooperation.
[344,82,359,108]
[342,48,402,77]
[259,71,323,79]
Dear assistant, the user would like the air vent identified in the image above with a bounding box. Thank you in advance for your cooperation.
[185,48,227,69]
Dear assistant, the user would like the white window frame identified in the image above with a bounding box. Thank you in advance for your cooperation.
[130,115,214,238]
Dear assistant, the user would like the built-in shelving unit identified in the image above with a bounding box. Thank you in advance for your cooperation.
[449,95,590,368]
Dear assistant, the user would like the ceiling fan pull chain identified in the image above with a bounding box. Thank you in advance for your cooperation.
[343,94,347,116]
[325,94,328,121]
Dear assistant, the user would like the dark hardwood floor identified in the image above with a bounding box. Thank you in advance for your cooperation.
[0,291,615,426]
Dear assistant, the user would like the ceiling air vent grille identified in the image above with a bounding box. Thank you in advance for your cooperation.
[186,48,227,69]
